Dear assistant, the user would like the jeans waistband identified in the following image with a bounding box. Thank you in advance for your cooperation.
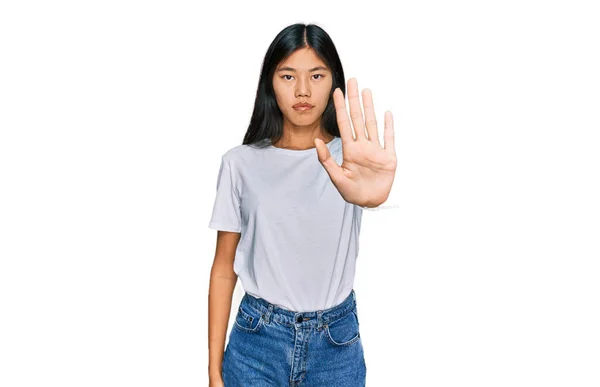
[241,289,357,329]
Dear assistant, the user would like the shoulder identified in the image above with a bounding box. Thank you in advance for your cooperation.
[221,144,245,163]
[221,140,270,167]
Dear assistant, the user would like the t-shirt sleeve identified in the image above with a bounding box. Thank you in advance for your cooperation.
[208,155,242,233]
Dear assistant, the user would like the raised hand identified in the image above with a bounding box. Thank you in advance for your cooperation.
[315,78,397,208]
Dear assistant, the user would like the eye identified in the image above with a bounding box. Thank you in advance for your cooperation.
[281,74,326,81]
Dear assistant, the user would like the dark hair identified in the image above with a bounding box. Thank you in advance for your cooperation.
[242,23,346,148]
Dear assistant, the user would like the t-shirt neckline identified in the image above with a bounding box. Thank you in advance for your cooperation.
[267,136,340,154]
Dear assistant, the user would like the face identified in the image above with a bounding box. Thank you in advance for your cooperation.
[272,47,333,131]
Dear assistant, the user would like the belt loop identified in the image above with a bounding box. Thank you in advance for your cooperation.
[352,289,356,303]
[264,303,273,324]
[317,310,323,330]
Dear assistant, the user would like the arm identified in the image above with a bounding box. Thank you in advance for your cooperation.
[208,230,241,382]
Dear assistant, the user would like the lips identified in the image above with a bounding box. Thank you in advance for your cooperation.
[293,103,313,111]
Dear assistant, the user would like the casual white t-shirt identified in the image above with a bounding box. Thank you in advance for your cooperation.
[208,136,362,312]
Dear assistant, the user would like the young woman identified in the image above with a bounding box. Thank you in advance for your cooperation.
[208,23,396,386]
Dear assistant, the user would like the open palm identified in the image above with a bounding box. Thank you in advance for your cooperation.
[315,78,397,208]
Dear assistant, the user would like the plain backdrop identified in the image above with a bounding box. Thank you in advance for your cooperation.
[1,1,599,386]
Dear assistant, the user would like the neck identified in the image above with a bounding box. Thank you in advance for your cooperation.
[271,131,334,150]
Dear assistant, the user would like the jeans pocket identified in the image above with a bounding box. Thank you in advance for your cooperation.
[324,308,361,347]
[233,302,264,333]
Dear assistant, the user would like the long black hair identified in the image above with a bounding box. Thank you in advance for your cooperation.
[242,23,346,148]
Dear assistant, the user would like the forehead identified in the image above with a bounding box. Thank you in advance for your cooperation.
[277,48,329,71]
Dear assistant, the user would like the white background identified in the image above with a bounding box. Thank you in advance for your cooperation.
[1,1,599,386]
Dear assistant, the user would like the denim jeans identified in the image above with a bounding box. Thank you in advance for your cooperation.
[222,289,367,386]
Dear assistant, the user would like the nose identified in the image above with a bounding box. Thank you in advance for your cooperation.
[295,77,310,97]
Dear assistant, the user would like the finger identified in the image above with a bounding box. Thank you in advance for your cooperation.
[347,78,366,140]
[361,88,381,147]
[333,87,354,146]
[315,137,345,185]
[383,111,396,156]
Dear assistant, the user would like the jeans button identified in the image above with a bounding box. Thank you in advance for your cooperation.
[296,315,302,323]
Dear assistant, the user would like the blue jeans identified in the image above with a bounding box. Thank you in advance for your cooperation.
[222,289,367,386]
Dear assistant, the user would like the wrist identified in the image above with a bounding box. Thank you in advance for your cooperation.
[209,365,222,379]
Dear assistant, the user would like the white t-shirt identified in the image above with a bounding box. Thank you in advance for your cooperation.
[208,136,363,312]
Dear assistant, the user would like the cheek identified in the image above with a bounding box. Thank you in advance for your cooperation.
[319,92,331,110]
[272,84,290,105]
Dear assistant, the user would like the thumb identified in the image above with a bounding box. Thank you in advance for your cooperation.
[315,138,343,184]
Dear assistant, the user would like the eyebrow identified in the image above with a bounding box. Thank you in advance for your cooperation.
[276,66,329,72]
